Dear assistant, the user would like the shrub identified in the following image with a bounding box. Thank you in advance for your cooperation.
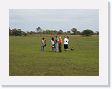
[81,29,94,36]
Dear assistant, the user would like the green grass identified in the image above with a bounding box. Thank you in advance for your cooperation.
[9,35,99,76]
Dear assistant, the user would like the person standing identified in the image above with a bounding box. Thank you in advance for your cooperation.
[58,35,63,52]
[54,36,59,52]
[41,38,46,52]
[51,37,55,51]
[64,36,69,51]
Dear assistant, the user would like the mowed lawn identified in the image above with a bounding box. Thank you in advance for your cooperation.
[9,35,99,76]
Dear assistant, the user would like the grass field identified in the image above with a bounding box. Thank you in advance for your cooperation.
[9,35,99,76]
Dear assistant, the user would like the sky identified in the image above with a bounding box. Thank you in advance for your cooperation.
[9,9,99,32]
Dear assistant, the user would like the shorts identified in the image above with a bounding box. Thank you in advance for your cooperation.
[64,44,68,49]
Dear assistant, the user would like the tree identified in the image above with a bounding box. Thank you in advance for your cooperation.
[96,31,99,35]
[11,28,20,36]
[9,28,28,36]
[53,30,57,35]
[42,30,57,35]
[45,30,50,34]
[81,29,94,36]
[67,31,71,35]
[77,31,81,35]
[9,27,12,35]
[29,31,35,35]
[71,28,77,35]
[58,30,63,34]
[17,29,22,36]
[21,31,27,36]
[36,27,42,33]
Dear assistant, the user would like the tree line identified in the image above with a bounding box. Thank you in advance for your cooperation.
[9,27,99,36]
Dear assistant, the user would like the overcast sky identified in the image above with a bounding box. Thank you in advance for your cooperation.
[9,9,99,32]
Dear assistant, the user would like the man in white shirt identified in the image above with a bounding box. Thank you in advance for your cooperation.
[64,36,69,51]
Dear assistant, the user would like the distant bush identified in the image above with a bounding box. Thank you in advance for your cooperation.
[9,28,27,36]
[81,29,94,36]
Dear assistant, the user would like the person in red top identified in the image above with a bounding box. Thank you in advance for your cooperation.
[58,35,63,52]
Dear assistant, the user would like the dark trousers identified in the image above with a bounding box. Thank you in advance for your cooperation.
[59,44,62,52]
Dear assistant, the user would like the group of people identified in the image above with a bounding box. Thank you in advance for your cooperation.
[41,35,69,52]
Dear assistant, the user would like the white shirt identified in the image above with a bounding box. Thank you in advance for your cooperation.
[64,38,69,44]
[51,40,54,45]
